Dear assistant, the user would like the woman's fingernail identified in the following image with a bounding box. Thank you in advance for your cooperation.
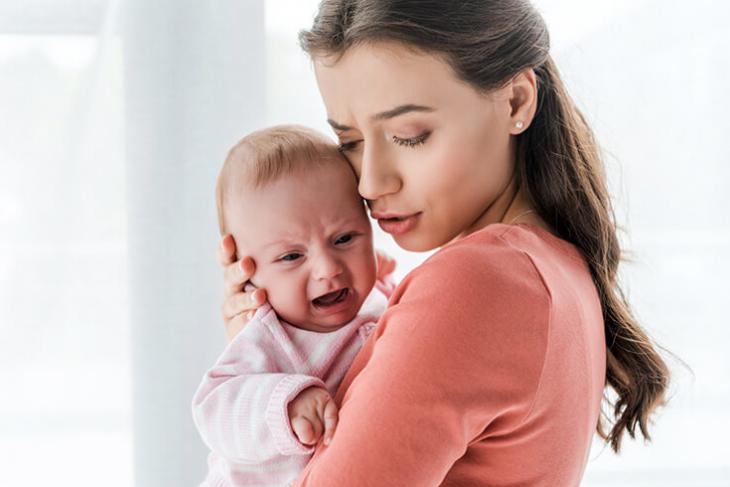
[251,290,259,304]
[247,310,254,320]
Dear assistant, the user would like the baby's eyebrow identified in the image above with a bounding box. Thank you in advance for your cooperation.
[263,239,297,250]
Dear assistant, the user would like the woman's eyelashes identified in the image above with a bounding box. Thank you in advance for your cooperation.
[338,139,362,153]
[392,131,430,148]
[338,131,431,152]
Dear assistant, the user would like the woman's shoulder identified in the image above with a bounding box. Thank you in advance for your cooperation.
[388,224,554,324]
[410,222,585,291]
[429,223,533,264]
[406,224,551,294]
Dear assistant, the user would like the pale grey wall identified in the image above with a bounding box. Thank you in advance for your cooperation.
[123,2,266,485]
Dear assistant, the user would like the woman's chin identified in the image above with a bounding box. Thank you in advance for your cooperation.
[392,232,440,253]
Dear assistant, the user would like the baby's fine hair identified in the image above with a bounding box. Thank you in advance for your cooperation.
[216,124,346,236]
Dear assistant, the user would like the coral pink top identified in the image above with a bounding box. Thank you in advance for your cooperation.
[293,223,606,487]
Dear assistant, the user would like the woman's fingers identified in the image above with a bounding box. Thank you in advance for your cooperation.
[221,288,268,342]
[217,234,237,266]
[225,312,248,343]
[217,235,269,341]
[221,288,267,322]
[254,288,267,307]
[219,234,252,297]
[223,257,255,296]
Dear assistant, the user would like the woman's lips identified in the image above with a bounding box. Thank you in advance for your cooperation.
[376,212,422,236]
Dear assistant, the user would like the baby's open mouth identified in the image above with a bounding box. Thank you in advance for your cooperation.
[312,288,349,308]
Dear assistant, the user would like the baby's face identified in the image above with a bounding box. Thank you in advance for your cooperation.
[228,162,377,332]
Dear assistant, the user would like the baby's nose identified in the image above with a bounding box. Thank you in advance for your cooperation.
[312,253,343,280]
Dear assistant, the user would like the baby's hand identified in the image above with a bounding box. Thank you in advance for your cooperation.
[287,386,339,447]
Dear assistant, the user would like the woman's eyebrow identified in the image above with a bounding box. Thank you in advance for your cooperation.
[372,104,435,121]
[327,104,435,131]
[327,119,352,132]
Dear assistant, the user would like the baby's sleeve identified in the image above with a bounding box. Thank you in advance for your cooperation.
[191,315,326,463]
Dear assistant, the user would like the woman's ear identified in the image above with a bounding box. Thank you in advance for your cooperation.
[508,68,538,134]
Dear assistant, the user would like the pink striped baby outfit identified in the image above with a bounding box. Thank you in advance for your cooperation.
[191,279,392,487]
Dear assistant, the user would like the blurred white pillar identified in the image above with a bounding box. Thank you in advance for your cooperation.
[123,2,266,485]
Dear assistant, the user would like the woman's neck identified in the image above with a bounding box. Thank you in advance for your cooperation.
[455,174,554,240]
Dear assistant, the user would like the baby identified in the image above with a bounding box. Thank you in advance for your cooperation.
[191,125,394,487]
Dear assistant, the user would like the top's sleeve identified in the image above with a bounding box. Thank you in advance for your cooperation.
[191,312,326,463]
[293,243,552,486]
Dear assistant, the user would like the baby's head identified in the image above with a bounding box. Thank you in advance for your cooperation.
[216,125,377,333]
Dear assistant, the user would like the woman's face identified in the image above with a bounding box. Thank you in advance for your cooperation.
[313,42,528,251]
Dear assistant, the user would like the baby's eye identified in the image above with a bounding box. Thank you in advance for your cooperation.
[335,233,356,245]
[280,253,302,262]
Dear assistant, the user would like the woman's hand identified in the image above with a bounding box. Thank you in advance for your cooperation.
[217,234,268,342]
[288,386,339,447]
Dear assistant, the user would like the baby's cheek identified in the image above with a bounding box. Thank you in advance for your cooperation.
[263,275,311,324]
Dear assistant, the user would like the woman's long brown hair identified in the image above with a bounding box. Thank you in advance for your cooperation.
[299,0,671,453]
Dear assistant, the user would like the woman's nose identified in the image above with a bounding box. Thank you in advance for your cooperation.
[311,252,344,281]
[357,142,401,201]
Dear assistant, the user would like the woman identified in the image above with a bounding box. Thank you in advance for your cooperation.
[217,1,670,485]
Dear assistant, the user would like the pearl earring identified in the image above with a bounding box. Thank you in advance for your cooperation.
[515,121,524,129]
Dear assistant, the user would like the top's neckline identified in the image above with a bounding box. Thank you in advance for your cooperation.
[440,221,583,263]
[452,221,556,243]
[512,222,557,238]
[510,222,588,264]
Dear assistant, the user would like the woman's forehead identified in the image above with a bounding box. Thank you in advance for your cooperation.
[315,45,476,132]
[313,42,461,126]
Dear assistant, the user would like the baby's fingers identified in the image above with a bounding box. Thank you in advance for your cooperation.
[322,398,339,446]
[291,416,318,446]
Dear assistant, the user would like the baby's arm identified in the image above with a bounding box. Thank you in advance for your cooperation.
[191,319,326,462]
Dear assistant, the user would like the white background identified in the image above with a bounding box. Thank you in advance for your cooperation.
[0,0,728,485]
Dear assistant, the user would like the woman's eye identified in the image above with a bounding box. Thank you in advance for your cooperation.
[280,253,302,262]
[338,140,362,153]
[392,131,430,148]
[335,233,356,245]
